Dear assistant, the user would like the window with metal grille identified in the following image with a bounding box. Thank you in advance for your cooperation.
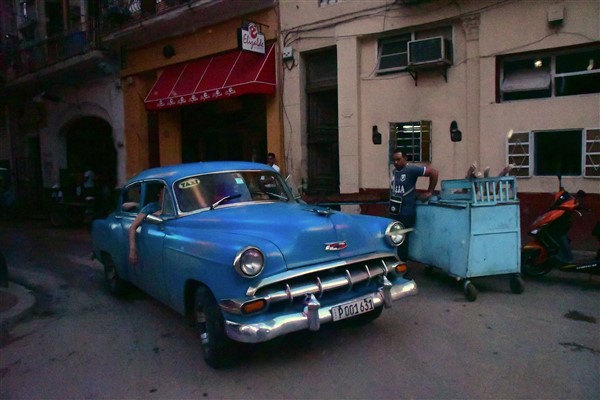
[389,121,431,162]
[585,129,600,177]
[507,131,531,177]
[507,128,600,178]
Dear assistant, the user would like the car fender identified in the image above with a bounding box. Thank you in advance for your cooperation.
[161,230,286,315]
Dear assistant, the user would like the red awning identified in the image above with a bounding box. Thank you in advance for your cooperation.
[144,43,276,111]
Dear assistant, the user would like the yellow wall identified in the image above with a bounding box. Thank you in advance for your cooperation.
[159,109,181,167]
[121,8,282,176]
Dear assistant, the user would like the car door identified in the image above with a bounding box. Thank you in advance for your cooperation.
[134,181,172,305]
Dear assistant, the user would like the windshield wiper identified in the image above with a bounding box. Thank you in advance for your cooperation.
[210,193,242,210]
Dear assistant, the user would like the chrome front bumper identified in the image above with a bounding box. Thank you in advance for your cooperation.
[224,279,417,343]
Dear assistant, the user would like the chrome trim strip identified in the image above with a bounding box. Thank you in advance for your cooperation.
[246,252,396,296]
[224,280,417,343]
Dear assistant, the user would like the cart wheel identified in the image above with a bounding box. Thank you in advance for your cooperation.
[463,281,478,302]
[510,274,525,294]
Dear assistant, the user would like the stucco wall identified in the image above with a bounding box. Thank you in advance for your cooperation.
[40,77,125,188]
[280,0,600,197]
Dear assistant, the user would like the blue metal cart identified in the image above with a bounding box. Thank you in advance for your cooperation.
[409,176,524,301]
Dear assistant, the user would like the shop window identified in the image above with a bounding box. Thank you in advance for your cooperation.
[499,46,600,101]
[389,121,431,162]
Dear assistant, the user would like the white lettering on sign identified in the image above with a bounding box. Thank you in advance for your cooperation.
[240,22,265,54]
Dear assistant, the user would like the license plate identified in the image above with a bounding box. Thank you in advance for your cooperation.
[331,295,375,322]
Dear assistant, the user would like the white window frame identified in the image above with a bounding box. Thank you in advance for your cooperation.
[506,128,600,178]
[584,128,600,178]
[377,33,412,74]
[507,131,531,177]
[499,45,600,102]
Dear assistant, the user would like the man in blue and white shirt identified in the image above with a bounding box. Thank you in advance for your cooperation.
[390,148,439,261]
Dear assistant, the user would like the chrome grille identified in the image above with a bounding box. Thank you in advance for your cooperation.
[255,256,399,305]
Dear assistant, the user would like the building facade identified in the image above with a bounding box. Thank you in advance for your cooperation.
[105,0,281,180]
[1,0,281,215]
[279,0,599,249]
[1,0,127,212]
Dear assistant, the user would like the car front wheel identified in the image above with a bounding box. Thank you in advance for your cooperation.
[102,254,128,296]
[193,287,238,368]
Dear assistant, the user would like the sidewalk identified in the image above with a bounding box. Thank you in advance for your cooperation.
[0,280,36,333]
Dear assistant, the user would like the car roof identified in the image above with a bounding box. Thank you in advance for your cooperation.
[127,161,276,186]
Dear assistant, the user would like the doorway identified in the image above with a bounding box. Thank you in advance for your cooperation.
[64,116,116,211]
[181,95,267,163]
[305,48,339,195]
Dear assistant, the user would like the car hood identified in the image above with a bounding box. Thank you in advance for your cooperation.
[178,202,388,269]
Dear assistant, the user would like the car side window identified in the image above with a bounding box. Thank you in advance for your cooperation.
[121,184,141,213]
[161,188,175,216]
[143,182,174,217]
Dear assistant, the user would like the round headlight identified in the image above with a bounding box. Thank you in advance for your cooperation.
[234,247,265,278]
[385,221,407,247]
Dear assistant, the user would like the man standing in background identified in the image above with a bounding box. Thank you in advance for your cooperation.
[266,153,280,173]
[390,148,439,261]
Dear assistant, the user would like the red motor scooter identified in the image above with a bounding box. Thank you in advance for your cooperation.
[521,179,600,277]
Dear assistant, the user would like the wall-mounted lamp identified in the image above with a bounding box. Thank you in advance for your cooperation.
[372,125,382,145]
[163,44,175,58]
[450,120,462,142]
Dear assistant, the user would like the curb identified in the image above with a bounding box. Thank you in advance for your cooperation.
[0,282,37,333]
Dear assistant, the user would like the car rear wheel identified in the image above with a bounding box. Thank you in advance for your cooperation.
[193,287,238,368]
[102,254,128,296]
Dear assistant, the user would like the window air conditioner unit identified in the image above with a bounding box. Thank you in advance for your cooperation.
[408,37,453,68]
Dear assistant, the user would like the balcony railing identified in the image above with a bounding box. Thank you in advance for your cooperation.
[99,0,191,33]
[2,1,189,83]
[4,24,96,81]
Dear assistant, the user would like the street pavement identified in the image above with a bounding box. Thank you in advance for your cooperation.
[0,280,36,335]
[1,218,599,399]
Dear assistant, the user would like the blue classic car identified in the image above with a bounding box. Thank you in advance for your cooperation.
[92,161,417,367]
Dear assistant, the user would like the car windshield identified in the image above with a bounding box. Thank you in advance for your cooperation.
[174,170,290,213]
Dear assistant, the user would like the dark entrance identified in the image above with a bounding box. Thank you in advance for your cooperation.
[64,117,117,204]
[181,95,267,163]
[305,48,339,195]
